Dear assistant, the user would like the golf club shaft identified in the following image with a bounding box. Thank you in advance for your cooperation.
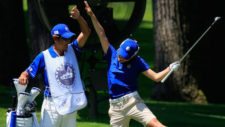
[161,69,174,83]
[180,18,219,63]
[161,17,220,83]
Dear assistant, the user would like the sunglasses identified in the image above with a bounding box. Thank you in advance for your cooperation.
[57,36,73,42]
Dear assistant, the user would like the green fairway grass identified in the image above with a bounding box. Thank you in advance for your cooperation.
[1,85,225,127]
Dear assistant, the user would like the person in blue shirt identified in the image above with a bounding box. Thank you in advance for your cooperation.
[18,6,91,127]
[84,1,180,127]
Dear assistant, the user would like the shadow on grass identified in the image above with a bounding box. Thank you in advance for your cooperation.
[145,101,225,127]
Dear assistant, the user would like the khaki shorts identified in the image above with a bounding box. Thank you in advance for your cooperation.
[108,92,156,127]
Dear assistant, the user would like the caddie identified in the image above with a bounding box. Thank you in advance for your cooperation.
[18,6,91,127]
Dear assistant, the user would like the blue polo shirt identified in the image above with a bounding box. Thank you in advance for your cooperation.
[25,40,81,97]
[105,45,150,99]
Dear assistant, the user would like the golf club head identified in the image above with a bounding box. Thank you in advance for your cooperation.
[214,16,221,21]
[13,78,27,100]
[29,87,41,103]
[16,92,30,116]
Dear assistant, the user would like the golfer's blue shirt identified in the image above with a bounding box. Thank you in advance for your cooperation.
[105,45,150,99]
[25,40,81,97]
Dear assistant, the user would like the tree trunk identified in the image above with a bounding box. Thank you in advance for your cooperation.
[27,0,50,58]
[152,0,207,104]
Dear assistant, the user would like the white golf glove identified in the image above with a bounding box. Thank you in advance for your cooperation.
[169,61,180,71]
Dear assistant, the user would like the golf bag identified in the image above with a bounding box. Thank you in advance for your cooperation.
[6,79,40,127]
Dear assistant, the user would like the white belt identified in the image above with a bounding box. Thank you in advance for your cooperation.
[109,91,138,104]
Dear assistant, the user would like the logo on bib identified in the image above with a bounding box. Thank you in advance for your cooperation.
[55,63,75,87]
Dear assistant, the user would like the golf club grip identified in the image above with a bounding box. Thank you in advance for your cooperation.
[161,69,174,83]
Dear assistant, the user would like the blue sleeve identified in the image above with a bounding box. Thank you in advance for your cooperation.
[137,56,150,72]
[71,39,82,57]
[105,44,116,64]
[26,52,45,78]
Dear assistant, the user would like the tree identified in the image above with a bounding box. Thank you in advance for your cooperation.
[152,0,208,103]
[27,0,50,58]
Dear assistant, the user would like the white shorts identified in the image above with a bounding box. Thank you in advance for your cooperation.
[40,98,77,127]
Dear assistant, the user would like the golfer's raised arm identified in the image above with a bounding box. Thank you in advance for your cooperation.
[84,1,109,54]
[70,5,91,48]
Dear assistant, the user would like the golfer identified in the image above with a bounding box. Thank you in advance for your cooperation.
[18,6,91,127]
[84,1,180,127]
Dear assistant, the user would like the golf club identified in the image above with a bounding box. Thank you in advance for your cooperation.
[161,16,221,83]
[16,92,30,116]
[29,87,41,103]
[13,78,27,100]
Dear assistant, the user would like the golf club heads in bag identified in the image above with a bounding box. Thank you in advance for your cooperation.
[24,87,41,114]
[13,78,27,100]
[7,92,32,127]
[15,88,40,127]
[16,92,30,116]
[7,79,41,127]
[29,87,41,103]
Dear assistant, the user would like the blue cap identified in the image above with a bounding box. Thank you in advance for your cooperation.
[117,38,139,59]
[51,24,75,39]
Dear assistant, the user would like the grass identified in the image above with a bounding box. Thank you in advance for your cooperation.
[1,85,225,127]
